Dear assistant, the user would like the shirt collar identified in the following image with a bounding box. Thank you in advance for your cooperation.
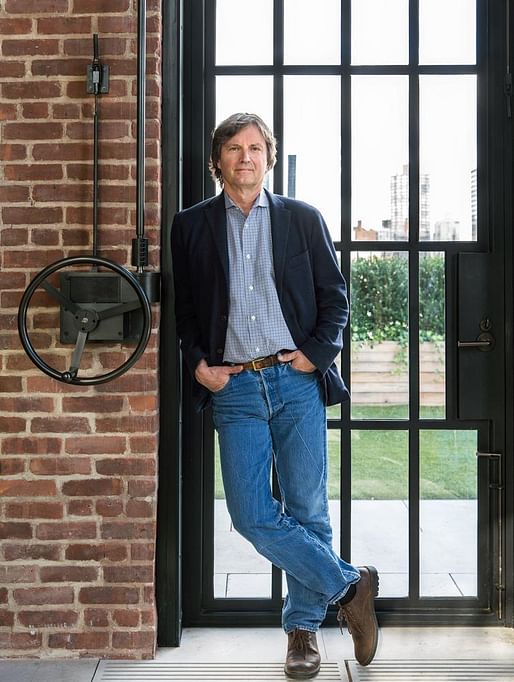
[224,189,268,211]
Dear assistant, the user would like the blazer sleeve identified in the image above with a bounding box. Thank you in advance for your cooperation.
[170,212,207,376]
[296,209,348,375]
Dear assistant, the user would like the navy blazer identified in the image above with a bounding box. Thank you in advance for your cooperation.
[171,190,350,412]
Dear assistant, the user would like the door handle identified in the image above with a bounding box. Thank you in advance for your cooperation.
[458,331,495,352]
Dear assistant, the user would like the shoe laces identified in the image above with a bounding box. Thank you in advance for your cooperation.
[338,602,363,637]
[290,629,312,653]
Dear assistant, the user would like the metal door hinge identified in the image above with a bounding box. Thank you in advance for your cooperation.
[476,451,502,458]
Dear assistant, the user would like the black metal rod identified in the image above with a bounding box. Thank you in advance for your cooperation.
[134,0,147,272]
[92,34,100,259]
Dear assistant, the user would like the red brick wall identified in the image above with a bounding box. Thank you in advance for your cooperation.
[0,0,162,659]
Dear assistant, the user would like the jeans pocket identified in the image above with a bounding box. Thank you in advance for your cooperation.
[287,363,317,376]
[210,376,232,395]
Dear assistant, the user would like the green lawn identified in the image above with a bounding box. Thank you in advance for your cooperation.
[214,406,477,501]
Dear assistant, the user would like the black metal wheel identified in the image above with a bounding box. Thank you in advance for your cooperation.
[18,256,152,385]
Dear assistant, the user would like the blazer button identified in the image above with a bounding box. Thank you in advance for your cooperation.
[216,348,223,355]
[221,315,227,322]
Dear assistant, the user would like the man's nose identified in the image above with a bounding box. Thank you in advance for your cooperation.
[240,147,251,162]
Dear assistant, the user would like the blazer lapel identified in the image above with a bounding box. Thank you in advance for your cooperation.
[204,193,229,282]
[267,190,291,297]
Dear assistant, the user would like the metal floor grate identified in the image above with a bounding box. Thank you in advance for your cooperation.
[93,661,343,681]
[346,660,514,681]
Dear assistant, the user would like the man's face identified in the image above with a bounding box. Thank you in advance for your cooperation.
[217,124,268,195]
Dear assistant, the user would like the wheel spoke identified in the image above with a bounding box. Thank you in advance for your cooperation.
[41,280,81,315]
[97,300,142,320]
[69,329,89,375]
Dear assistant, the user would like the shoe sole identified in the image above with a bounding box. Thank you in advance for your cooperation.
[358,565,379,667]
[284,667,321,680]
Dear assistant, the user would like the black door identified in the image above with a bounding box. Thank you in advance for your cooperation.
[158,0,514,640]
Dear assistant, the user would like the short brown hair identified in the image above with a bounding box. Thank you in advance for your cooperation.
[209,113,277,185]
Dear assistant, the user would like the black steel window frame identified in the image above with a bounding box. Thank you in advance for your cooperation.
[157,0,514,637]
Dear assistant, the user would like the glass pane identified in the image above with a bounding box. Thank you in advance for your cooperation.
[420,252,445,419]
[352,430,409,597]
[420,76,477,241]
[352,0,408,65]
[283,76,341,240]
[352,76,409,241]
[328,429,341,557]
[214,436,272,598]
[216,76,273,128]
[216,0,273,65]
[420,430,478,597]
[284,0,340,65]
[351,252,409,419]
[419,0,476,65]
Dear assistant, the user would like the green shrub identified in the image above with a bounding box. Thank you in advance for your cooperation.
[350,253,444,344]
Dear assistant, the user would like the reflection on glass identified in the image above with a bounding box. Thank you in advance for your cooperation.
[420,75,477,241]
[352,0,408,65]
[214,436,272,598]
[352,76,409,241]
[216,0,273,65]
[420,430,478,597]
[352,430,409,597]
[351,252,409,419]
[419,0,476,65]
[328,430,341,557]
[283,76,341,241]
[284,0,340,65]
[420,253,445,419]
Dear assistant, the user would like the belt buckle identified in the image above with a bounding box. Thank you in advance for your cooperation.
[251,357,266,371]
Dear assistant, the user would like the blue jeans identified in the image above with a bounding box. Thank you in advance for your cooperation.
[211,362,360,633]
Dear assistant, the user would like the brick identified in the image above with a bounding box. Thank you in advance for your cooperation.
[65,543,127,562]
[112,630,154,649]
[96,499,123,517]
[0,565,37,583]
[126,499,154,518]
[0,103,17,121]
[129,435,158,455]
[96,458,155,477]
[98,16,136,33]
[73,0,130,12]
[21,102,49,119]
[67,120,130,140]
[1,632,42,649]
[48,632,110,650]
[67,499,94,516]
[113,609,139,627]
[128,480,156,497]
[0,61,26,77]
[103,566,154,583]
[3,544,61,562]
[32,183,92,203]
[0,522,32,540]
[0,186,30,202]
[62,478,123,497]
[36,522,97,541]
[40,565,98,583]
[62,396,124,413]
[65,435,126,455]
[30,457,91,476]
[0,416,26,433]
[0,589,7,604]
[141,609,155,626]
[4,164,63,181]
[33,143,91,161]
[6,0,69,10]
[2,81,61,100]
[62,228,90,246]
[128,395,158,412]
[38,16,91,34]
[0,610,15,627]
[84,608,109,626]
[0,459,25,476]
[0,397,54,412]
[31,229,61,246]
[64,37,127,57]
[13,587,74,605]
[0,480,56,497]
[101,521,155,540]
[2,39,59,56]
[52,103,81,119]
[0,18,32,33]
[96,416,158,434]
[67,165,129,183]
[0,144,26,161]
[5,502,63,519]
[31,416,91,434]
[96,373,157,393]
[32,58,89,77]
[18,610,78,628]
[2,206,62,225]
[2,436,62,455]
[79,586,139,604]
[131,543,154,561]
[3,122,63,141]
[1,227,28,247]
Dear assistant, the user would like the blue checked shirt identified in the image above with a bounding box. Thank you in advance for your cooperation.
[223,191,296,363]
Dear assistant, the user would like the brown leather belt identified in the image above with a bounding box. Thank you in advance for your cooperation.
[239,354,281,371]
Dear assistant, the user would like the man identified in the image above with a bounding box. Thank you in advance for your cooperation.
[171,113,379,678]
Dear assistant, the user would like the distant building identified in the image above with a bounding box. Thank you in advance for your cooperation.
[353,219,378,241]
[390,164,430,240]
[434,219,460,241]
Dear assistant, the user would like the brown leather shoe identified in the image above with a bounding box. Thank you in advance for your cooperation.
[284,629,321,679]
[337,566,379,666]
